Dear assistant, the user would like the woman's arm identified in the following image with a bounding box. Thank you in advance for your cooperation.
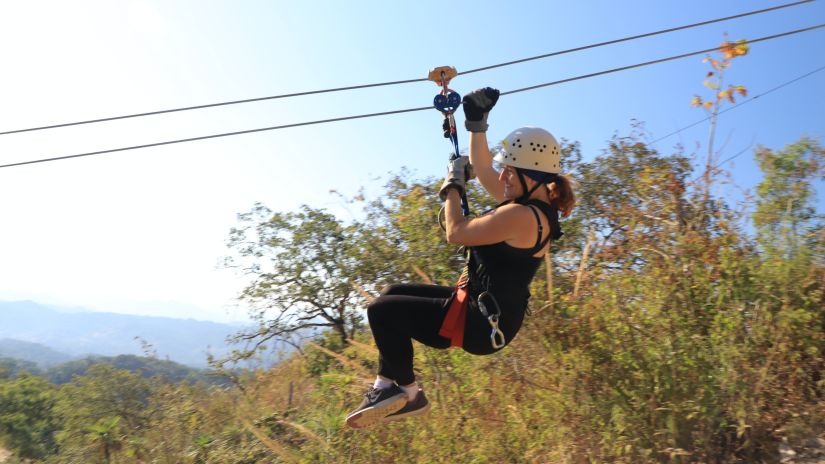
[444,190,530,246]
[469,132,506,203]
[463,87,505,203]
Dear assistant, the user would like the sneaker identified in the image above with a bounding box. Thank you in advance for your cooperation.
[383,389,431,423]
[345,384,408,429]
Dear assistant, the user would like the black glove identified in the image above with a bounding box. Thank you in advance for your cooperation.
[462,87,500,133]
[439,156,475,201]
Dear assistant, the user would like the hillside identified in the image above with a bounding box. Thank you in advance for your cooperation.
[0,357,40,378]
[0,339,73,367]
[42,354,230,386]
[0,351,229,386]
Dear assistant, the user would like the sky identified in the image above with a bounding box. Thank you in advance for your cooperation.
[0,1,822,323]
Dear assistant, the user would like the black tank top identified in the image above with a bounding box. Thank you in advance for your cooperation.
[466,199,563,312]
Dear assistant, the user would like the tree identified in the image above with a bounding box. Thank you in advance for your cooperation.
[223,203,368,357]
[85,417,122,464]
[691,36,749,206]
[566,127,693,273]
[0,372,60,459]
[54,364,152,461]
[752,138,824,250]
[749,138,825,414]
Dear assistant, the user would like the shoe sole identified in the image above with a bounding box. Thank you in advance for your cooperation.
[384,402,432,423]
[345,393,407,429]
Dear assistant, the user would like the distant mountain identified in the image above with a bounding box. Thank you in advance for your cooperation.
[42,354,231,386]
[0,300,248,368]
[0,338,73,367]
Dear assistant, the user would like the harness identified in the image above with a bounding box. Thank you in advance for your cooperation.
[438,199,563,349]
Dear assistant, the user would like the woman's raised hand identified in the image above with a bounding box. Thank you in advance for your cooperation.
[462,87,500,133]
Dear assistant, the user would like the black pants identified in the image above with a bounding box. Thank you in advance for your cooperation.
[366,283,525,386]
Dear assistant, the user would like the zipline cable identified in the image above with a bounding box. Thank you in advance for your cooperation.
[501,24,825,96]
[0,0,814,137]
[0,107,431,168]
[0,23,823,170]
[460,0,814,76]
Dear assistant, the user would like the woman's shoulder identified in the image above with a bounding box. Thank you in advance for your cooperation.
[488,202,532,215]
[481,203,539,232]
[487,202,543,221]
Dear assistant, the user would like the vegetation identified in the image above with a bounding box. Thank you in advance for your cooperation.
[42,354,229,386]
[0,357,41,380]
[0,43,822,463]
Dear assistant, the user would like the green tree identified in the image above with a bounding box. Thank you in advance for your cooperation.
[741,138,825,447]
[0,372,60,459]
[224,203,369,357]
[84,417,122,464]
[54,364,151,461]
[753,137,824,250]
[567,127,693,272]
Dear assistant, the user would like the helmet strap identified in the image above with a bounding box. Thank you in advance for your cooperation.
[489,168,553,211]
[515,171,543,204]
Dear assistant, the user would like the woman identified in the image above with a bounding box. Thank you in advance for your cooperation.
[345,87,575,429]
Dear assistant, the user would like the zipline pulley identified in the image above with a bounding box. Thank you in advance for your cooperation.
[428,66,470,217]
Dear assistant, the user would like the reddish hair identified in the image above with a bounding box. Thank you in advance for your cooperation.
[547,174,576,218]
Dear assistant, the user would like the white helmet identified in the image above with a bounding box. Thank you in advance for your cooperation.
[494,126,561,174]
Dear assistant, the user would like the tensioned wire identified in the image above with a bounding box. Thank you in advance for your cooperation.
[0,24,823,170]
[649,63,825,146]
[0,0,814,137]
[572,63,825,188]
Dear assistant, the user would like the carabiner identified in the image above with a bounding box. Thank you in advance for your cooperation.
[479,291,505,349]
[488,314,506,349]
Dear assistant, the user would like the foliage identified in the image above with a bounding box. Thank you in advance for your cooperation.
[691,36,751,213]
[690,38,749,111]
[51,364,152,462]
[222,203,369,360]
[44,354,227,386]
[0,373,59,459]
[0,357,41,380]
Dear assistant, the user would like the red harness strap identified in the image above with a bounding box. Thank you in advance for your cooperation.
[438,285,469,348]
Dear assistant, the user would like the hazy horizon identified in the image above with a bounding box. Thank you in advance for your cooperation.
[0,293,250,324]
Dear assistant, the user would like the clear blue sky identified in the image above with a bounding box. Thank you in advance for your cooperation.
[0,1,822,322]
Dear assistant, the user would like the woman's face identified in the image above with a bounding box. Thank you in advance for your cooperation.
[499,165,527,199]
